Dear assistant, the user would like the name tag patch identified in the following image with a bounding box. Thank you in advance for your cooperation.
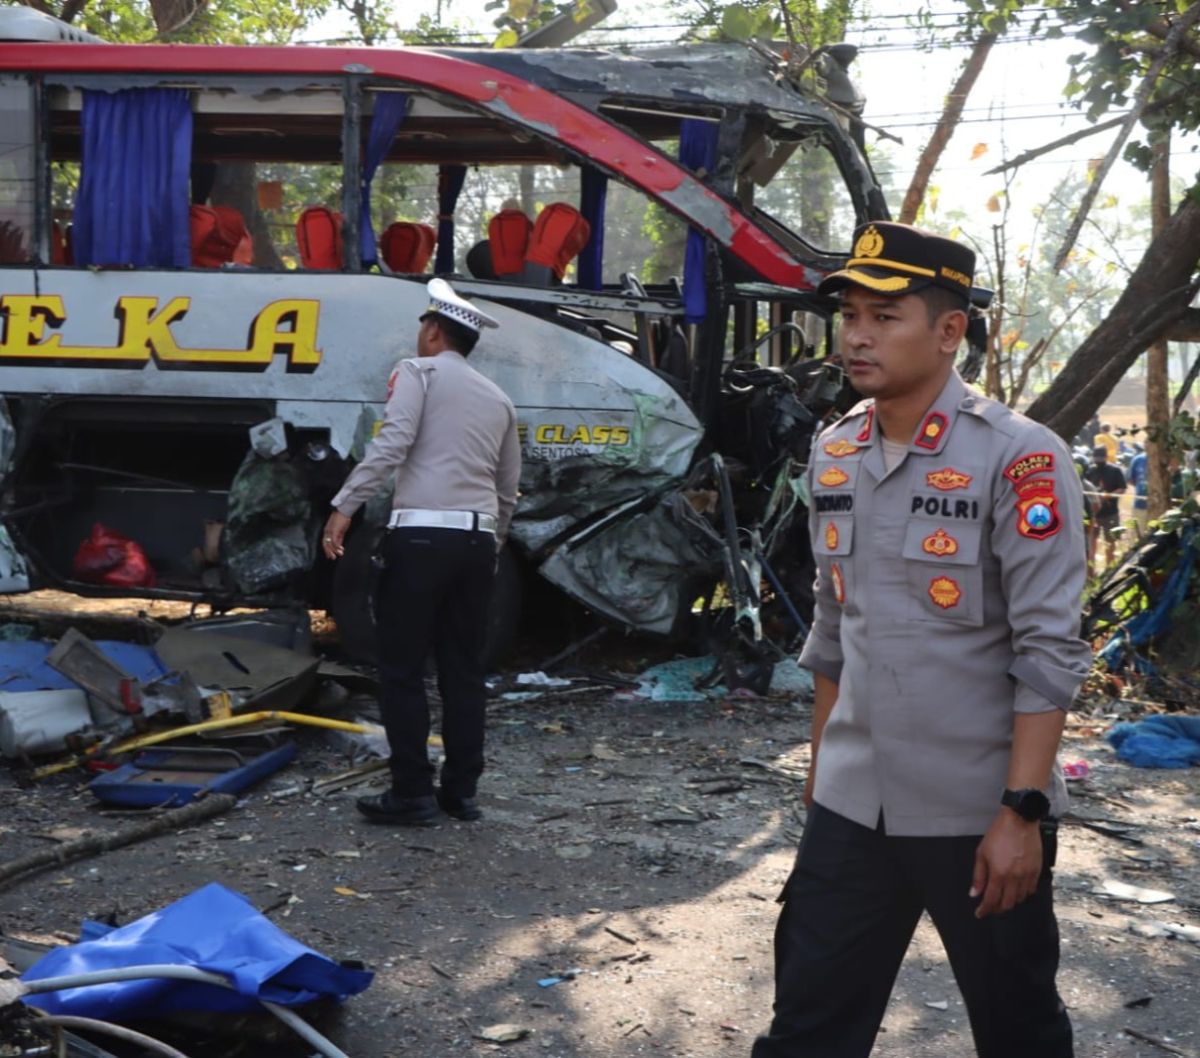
[816,493,854,513]
[928,575,962,609]
[911,496,980,519]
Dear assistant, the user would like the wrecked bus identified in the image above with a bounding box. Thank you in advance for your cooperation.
[0,6,892,680]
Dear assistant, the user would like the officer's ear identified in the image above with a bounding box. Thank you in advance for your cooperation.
[935,307,968,356]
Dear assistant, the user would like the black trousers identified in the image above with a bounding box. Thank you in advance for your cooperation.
[373,526,495,799]
[751,803,1072,1058]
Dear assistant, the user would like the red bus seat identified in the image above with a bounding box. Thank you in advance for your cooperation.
[296,206,344,270]
[488,208,532,277]
[524,203,591,281]
[190,205,252,268]
[379,221,436,273]
[213,205,253,266]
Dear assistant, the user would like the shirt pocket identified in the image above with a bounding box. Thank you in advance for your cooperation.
[902,520,983,626]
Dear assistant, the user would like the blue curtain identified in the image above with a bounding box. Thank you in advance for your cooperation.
[74,88,192,269]
[679,119,720,325]
[578,166,608,290]
[435,164,467,274]
[360,93,411,266]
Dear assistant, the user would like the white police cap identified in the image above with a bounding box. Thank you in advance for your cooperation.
[423,277,499,333]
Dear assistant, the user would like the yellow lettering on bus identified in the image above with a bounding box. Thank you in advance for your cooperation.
[0,294,323,370]
[250,299,322,370]
[0,295,69,358]
[527,423,631,447]
[118,296,190,361]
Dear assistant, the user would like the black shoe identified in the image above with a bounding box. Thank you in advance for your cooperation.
[356,791,439,826]
[436,790,481,821]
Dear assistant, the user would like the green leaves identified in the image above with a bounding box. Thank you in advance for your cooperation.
[717,2,780,43]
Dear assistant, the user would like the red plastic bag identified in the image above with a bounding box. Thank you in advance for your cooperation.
[73,523,157,588]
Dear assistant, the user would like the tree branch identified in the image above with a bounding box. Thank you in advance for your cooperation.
[984,116,1126,176]
[1051,1,1200,271]
[898,31,997,225]
[1174,352,1200,415]
[1165,307,1200,342]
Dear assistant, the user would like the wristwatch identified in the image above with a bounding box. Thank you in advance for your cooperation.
[1001,787,1051,822]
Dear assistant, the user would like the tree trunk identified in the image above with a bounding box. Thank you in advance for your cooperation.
[1145,138,1171,519]
[898,32,997,225]
[1024,195,1200,442]
[212,162,283,270]
[518,165,536,218]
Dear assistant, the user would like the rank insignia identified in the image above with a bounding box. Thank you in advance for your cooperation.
[914,412,948,450]
[831,562,846,604]
[856,407,875,443]
[926,467,972,491]
[1015,478,1061,540]
[825,521,840,550]
[819,467,850,487]
[922,528,959,557]
[928,576,962,609]
[1004,452,1055,485]
[824,439,861,458]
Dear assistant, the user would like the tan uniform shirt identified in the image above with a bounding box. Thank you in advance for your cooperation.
[331,351,521,544]
[798,371,1091,836]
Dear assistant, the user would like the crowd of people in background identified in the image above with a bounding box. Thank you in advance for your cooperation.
[1072,414,1196,578]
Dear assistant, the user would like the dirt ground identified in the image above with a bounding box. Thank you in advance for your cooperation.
[1,594,1199,1058]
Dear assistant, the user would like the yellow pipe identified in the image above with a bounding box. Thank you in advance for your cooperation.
[33,712,442,780]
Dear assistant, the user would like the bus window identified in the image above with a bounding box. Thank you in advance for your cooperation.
[750,131,858,256]
[44,79,347,270]
[0,76,35,264]
[193,82,344,270]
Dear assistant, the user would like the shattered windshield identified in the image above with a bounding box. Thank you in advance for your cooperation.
[747,130,858,256]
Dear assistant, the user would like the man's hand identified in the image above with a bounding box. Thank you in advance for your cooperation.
[802,763,816,808]
[322,509,352,560]
[970,809,1043,918]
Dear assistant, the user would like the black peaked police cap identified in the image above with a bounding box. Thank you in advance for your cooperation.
[817,221,975,301]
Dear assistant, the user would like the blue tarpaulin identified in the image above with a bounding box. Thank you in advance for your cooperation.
[1106,715,1200,769]
[1098,525,1196,674]
[22,883,373,1019]
[0,641,169,692]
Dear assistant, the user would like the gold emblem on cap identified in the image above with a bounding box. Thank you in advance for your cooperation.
[854,225,885,259]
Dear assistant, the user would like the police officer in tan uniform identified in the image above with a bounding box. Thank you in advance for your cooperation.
[323,279,521,826]
[751,223,1090,1058]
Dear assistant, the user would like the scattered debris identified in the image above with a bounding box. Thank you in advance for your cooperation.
[0,794,236,888]
[477,1023,531,1043]
[88,741,297,808]
[1121,1027,1192,1056]
[1095,879,1175,904]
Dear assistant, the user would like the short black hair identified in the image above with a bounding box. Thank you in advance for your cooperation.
[915,284,969,326]
[425,313,479,355]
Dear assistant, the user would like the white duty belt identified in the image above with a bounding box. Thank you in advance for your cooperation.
[388,508,497,534]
